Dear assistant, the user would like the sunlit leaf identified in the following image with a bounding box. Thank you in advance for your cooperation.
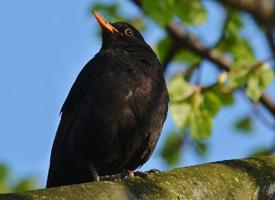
[246,76,261,102]
[229,65,250,88]
[142,0,173,26]
[168,75,193,103]
[175,0,207,25]
[218,12,255,65]
[142,0,207,27]
[170,103,191,129]
[189,108,212,140]
[258,64,274,88]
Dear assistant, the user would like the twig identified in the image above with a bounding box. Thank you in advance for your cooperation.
[265,29,275,70]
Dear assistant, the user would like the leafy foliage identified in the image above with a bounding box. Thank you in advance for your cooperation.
[157,37,200,64]
[168,75,234,140]
[229,63,274,101]
[142,0,207,27]
[0,164,37,194]
[250,148,273,157]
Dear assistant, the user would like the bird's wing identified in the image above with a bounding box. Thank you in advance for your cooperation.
[47,54,104,186]
[61,55,103,114]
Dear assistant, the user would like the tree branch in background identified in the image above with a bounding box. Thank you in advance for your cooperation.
[166,22,231,70]
[162,42,181,72]
[260,93,275,117]
[266,28,275,70]
[219,0,275,27]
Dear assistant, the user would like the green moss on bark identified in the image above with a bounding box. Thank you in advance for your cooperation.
[1,156,275,200]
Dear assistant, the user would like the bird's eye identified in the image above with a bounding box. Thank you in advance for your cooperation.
[125,28,133,36]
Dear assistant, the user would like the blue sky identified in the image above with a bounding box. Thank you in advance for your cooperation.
[0,0,274,187]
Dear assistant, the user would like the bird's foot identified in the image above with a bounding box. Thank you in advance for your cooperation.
[131,169,161,178]
[88,166,161,182]
[145,168,161,174]
[89,162,100,181]
[105,169,161,180]
[131,171,149,179]
[98,170,133,181]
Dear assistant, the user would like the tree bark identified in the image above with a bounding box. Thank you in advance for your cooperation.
[1,156,275,200]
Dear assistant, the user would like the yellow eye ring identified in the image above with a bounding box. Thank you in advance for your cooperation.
[125,28,133,36]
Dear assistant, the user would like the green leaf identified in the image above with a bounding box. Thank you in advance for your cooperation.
[218,12,255,65]
[250,148,272,157]
[168,75,193,103]
[14,178,37,192]
[188,108,212,140]
[175,0,207,25]
[212,84,234,106]
[0,165,10,193]
[142,0,174,27]
[202,91,222,116]
[157,37,199,63]
[142,0,207,27]
[258,64,274,88]
[0,165,9,183]
[161,132,183,165]
[0,164,38,193]
[170,103,191,129]
[246,64,273,102]
[234,116,253,132]
[229,65,250,88]
[156,37,172,63]
[246,76,261,102]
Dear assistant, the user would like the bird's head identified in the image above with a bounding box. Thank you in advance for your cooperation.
[93,11,146,49]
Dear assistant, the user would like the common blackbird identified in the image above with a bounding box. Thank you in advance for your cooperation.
[46,11,169,188]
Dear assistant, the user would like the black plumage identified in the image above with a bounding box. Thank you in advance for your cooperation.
[46,11,169,188]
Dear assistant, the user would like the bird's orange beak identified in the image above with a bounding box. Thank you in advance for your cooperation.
[92,11,118,33]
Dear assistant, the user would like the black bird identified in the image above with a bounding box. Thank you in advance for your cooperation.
[46,11,169,188]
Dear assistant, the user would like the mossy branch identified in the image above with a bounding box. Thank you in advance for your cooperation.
[1,156,275,200]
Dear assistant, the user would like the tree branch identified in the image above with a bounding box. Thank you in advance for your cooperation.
[265,28,275,70]
[2,156,275,199]
[167,23,275,116]
[219,0,275,27]
[166,22,231,70]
